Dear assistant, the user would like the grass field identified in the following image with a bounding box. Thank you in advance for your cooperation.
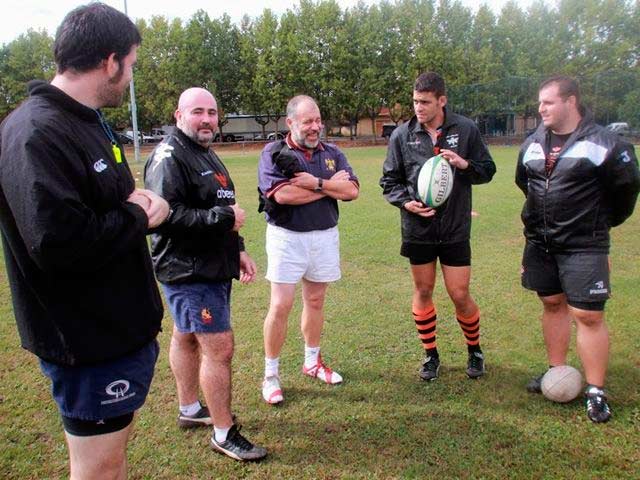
[1,145,639,479]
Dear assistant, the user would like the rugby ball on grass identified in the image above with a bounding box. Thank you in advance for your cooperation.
[541,365,583,403]
[416,154,454,208]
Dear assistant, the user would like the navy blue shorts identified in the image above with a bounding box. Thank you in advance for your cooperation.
[39,340,159,422]
[162,280,232,334]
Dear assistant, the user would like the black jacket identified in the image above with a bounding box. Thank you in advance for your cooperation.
[144,129,243,284]
[516,111,640,253]
[0,81,162,366]
[380,111,496,245]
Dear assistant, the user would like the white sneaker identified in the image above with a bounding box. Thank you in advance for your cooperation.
[262,375,283,405]
[302,355,343,384]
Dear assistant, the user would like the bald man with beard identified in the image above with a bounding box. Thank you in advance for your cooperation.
[145,88,267,461]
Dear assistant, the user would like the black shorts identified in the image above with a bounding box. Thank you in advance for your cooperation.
[521,243,609,311]
[402,240,471,267]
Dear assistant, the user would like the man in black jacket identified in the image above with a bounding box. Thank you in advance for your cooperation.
[145,87,266,461]
[0,4,169,479]
[380,72,495,382]
[516,75,640,423]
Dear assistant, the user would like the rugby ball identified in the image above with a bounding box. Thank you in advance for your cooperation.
[416,154,454,207]
[541,365,583,403]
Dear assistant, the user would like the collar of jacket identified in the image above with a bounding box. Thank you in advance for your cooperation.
[172,126,213,153]
[27,80,101,123]
[533,108,598,144]
[409,106,457,135]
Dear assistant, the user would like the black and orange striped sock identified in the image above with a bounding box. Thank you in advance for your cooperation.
[456,309,481,352]
[413,302,437,353]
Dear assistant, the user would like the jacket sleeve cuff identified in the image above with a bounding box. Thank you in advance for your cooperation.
[122,202,149,233]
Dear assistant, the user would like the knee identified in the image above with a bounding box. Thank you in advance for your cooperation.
[448,286,471,309]
[201,334,234,364]
[414,284,435,302]
[171,332,198,353]
[303,293,325,311]
[540,295,567,314]
[573,311,605,328]
[268,299,294,322]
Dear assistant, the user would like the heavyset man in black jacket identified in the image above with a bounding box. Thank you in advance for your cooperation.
[516,76,640,423]
[0,4,169,479]
[144,87,266,461]
[380,72,496,382]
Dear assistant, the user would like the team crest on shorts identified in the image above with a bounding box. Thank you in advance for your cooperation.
[201,308,213,324]
[325,158,336,171]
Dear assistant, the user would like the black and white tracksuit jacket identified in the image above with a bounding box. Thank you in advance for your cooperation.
[516,111,640,253]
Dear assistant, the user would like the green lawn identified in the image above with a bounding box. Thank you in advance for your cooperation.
[1,146,639,479]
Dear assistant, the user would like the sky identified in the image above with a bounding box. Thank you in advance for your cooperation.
[1,0,544,46]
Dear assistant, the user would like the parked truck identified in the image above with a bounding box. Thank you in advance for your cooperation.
[216,114,288,142]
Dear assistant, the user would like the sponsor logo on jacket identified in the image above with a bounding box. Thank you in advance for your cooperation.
[150,144,174,171]
[446,134,459,149]
[93,159,108,173]
[214,173,229,188]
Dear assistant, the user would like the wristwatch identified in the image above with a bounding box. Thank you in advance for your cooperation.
[314,177,323,192]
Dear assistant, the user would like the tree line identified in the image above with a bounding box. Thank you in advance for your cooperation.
[1,0,638,136]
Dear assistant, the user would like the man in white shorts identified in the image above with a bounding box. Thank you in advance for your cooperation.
[257,95,359,404]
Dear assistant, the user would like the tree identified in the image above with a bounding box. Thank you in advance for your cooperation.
[0,30,54,121]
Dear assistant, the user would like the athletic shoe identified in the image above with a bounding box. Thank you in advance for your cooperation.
[466,351,485,379]
[585,386,612,423]
[526,372,546,393]
[419,355,440,381]
[177,405,212,429]
[262,375,284,405]
[211,424,267,461]
[302,354,343,384]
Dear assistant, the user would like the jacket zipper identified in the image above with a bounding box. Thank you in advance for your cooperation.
[543,176,550,252]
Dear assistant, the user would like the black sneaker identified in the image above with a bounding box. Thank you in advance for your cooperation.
[526,373,545,393]
[585,386,612,423]
[178,406,212,429]
[466,351,485,379]
[211,424,267,461]
[419,355,440,381]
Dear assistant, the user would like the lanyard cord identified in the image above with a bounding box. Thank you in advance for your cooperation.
[95,109,117,144]
[95,109,123,163]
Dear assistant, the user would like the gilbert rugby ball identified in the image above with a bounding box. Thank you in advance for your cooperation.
[416,154,454,208]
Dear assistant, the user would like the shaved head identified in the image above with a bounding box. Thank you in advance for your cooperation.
[178,87,216,112]
[175,87,219,147]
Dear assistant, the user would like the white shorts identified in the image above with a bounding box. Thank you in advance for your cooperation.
[265,224,341,284]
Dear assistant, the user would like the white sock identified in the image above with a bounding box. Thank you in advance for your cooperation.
[265,357,280,378]
[179,400,201,416]
[213,425,230,443]
[304,345,320,369]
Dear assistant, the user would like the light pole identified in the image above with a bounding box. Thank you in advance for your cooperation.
[124,0,140,163]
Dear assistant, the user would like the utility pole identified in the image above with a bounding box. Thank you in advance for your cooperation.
[124,0,140,163]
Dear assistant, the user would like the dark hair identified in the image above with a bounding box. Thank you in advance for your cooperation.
[54,2,141,73]
[414,72,446,97]
[539,75,582,108]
